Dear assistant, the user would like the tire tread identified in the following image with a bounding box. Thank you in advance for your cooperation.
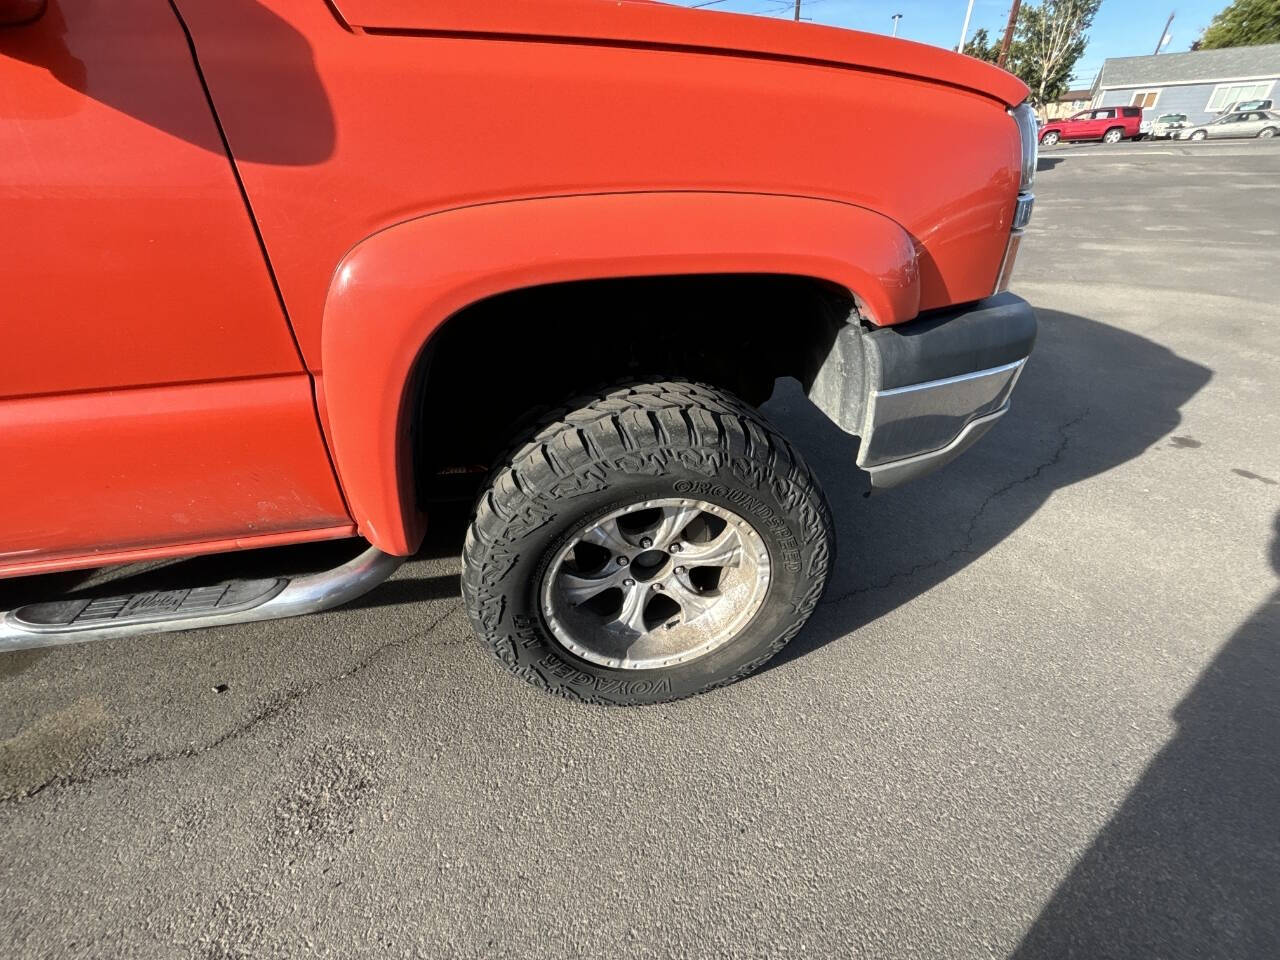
[462,380,834,704]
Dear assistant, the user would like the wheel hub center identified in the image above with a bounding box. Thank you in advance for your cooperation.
[630,549,669,580]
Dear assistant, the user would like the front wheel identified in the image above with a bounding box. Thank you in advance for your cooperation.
[1260,127,1277,139]
[1190,130,1208,141]
[1103,127,1124,144]
[1040,131,1060,146]
[461,381,834,705]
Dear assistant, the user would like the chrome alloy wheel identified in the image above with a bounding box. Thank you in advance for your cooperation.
[539,498,771,669]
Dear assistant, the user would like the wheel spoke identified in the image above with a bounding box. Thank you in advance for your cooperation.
[605,581,651,637]
[558,568,624,605]
[666,578,721,623]
[677,528,742,569]
[651,505,703,551]
[578,516,633,555]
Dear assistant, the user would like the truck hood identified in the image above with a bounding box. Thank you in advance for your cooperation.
[330,0,1030,107]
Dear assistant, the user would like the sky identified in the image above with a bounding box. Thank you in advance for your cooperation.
[666,0,1230,87]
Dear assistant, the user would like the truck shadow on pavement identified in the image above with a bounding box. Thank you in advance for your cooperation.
[770,308,1280,956]
[764,306,1211,669]
[772,308,1280,955]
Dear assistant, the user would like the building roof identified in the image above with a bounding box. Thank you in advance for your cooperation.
[1051,88,1094,102]
[1096,43,1280,90]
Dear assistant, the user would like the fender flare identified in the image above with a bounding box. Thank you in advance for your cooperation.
[321,191,919,554]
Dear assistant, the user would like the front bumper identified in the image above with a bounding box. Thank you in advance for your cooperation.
[808,293,1037,488]
[860,293,1036,486]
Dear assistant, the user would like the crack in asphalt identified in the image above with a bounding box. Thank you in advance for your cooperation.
[821,407,1092,607]
[0,606,457,807]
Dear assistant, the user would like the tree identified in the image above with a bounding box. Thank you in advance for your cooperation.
[963,27,1000,62]
[1197,0,1280,48]
[1006,0,1102,107]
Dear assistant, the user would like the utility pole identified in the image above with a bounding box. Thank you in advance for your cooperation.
[997,0,1021,68]
[1153,12,1175,54]
[794,0,801,21]
[891,13,902,37]
[958,0,976,51]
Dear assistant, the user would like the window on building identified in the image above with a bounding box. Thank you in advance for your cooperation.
[1129,90,1160,109]
[1205,81,1275,112]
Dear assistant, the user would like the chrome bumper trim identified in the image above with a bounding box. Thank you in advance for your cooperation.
[863,403,1012,489]
[0,545,404,652]
[875,357,1025,401]
[858,358,1027,488]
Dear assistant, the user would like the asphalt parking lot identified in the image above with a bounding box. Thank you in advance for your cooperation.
[3,139,1279,959]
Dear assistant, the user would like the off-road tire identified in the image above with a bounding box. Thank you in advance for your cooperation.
[461,381,834,706]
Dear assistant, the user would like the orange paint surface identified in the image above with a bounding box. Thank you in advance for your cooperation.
[1,0,1026,572]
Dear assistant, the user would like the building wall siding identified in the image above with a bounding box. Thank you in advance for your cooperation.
[1099,79,1278,127]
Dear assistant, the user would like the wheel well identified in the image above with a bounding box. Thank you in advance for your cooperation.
[410,274,855,499]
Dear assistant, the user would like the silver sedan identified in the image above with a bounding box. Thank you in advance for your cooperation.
[1179,110,1280,141]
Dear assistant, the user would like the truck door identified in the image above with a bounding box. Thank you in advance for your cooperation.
[0,0,351,576]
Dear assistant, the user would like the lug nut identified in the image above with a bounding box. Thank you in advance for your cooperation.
[623,578,635,587]
[652,582,664,591]
[640,537,653,548]
[616,556,629,567]
[674,566,686,575]
[669,543,682,554]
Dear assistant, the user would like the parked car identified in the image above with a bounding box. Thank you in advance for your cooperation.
[1180,110,1280,141]
[1141,113,1188,139]
[1218,98,1273,115]
[0,0,1038,704]
[1039,106,1143,145]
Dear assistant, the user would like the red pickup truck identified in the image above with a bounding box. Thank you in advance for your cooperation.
[1,0,1037,704]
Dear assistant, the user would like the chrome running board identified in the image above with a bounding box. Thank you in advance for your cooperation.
[0,545,404,652]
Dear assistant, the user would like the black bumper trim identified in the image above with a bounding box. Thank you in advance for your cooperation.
[866,292,1037,390]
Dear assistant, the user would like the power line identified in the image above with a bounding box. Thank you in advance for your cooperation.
[682,0,835,14]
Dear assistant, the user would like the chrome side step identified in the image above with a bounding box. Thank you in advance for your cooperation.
[0,546,404,652]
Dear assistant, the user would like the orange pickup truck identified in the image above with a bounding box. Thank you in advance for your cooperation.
[1,0,1037,704]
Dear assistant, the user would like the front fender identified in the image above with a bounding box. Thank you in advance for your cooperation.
[322,191,919,554]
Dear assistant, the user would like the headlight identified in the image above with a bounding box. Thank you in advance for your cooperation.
[1011,102,1038,190]
[998,102,1037,296]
